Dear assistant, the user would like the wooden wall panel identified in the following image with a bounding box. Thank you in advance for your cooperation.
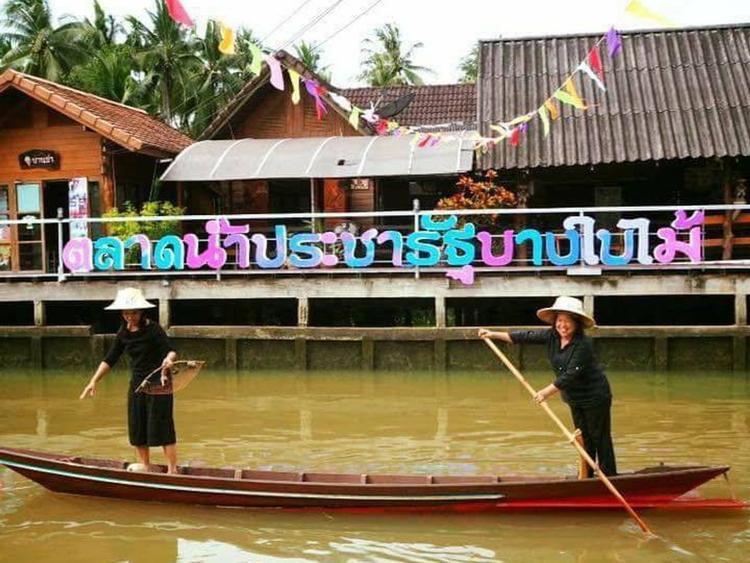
[235,83,359,140]
[0,101,102,182]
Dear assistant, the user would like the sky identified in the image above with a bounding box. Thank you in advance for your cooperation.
[47,0,750,86]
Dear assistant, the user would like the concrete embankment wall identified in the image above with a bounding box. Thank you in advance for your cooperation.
[0,274,748,372]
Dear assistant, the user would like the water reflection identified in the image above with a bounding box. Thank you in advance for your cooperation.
[0,369,748,562]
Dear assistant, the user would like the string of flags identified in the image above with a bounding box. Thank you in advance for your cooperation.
[166,0,674,152]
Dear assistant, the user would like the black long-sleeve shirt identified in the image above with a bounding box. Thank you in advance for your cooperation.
[509,329,611,408]
[104,321,175,379]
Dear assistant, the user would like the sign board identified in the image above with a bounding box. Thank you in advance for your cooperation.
[19,150,60,170]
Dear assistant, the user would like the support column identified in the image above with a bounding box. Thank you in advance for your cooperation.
[583,295,594,321]
[30,336,43,369]
[735,293,747,326]
[434,339,447,371]
[732,336,746,372]
[90,334,105,367]
[298,297,309,327]
[654,337,668,371]
[33,300,45,327]
[159,298,170,330]
[361,337,375,371]
[435,295,446,329]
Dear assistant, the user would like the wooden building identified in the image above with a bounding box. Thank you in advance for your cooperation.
[0,69,192,273]
[189,52,477,220]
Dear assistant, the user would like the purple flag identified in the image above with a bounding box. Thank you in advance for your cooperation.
[606,27,622,58]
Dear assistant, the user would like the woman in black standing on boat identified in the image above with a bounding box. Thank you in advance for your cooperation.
[478,296,617,477]
[80,287,179,473]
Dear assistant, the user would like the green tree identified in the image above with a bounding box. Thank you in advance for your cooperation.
[126,0,200,123]
[0,35,10,62]
[185,20,245,136]
[66,45,139,104]
[458,44,478,84]
[0,0,86,81]
[358,23,430,86]
[294,40,330,81]
[80,0,122,50]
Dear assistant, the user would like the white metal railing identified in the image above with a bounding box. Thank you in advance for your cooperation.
[1,203,749,281]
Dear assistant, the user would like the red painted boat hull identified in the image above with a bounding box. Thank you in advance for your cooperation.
[0,447,740,511]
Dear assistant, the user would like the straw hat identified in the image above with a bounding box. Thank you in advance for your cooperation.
[105,287,156,311]
[536,296,595,329]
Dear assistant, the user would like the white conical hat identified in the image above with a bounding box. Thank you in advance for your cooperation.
[536,296,595,329]
[105,287,156,311]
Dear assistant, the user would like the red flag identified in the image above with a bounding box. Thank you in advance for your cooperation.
[166,0,194,28]
[588,46,604,79]
[509,127,520,146]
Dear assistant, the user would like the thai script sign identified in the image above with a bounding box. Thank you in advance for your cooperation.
[62,209,704,284]
[19,149,60,170]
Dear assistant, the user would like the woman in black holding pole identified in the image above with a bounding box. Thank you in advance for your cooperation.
[80,287,179,474]
[479,296,617,477]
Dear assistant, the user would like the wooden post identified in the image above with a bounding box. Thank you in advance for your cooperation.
[294,337,307,371]
[225,338,238,370]
[435,295,446,329]
[159,299,170,330]
[100,145,115,213]
[298,297,309,328]
[722,162,734,261]
[434,338,447,371]
[33,300,45,327]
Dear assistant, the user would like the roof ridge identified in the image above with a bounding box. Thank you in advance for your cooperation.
[479,22,750,45]
[6,69,150,115]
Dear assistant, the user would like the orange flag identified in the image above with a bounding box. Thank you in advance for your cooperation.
[544,99,559,120]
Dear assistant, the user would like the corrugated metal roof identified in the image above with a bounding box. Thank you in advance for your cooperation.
[161,136,475,182]
[477,24,750,170]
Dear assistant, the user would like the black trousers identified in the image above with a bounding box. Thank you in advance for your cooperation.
[570,399,617,477]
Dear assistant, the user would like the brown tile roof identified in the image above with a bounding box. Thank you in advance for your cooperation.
[478,23,750,170]
[0,69,193,156]
[341,84,477,132]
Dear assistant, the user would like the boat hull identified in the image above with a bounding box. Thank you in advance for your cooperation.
[0,447,735,511]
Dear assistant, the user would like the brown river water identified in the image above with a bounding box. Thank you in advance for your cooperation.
[0,369,748,562]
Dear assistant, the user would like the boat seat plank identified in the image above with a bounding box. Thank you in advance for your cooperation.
[366,474,432,485]
[183,467,235,478]
[432,475,498,485]
[241,469,304,482]
[301,472,363,484]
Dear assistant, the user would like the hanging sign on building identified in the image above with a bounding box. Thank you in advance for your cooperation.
[68,177,89,239]
[19,149,60,170]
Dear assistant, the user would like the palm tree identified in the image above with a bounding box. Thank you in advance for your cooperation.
[80,0,122,50]
[0,0,87,81]
[185,20,245,136]
[126,0,200,123]
[0,35,10,63]
[458,44,478,84]
[358,23,431,86]
[294,40,330,81]
[66,46,140,104]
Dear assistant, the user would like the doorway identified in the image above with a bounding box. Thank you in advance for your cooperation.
[43,180,69,273]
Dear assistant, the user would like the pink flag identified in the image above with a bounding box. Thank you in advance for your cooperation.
[263,54,285,91]
[304,79,328,120]
[165,0,194,28]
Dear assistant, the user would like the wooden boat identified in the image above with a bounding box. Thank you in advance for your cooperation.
[0,447,743,511]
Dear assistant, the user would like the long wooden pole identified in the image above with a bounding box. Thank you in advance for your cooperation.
[481,337,654,537]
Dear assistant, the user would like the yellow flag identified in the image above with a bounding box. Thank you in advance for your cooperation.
[544,99,559,120]
[625,0,675,27]
[563,77,586,108]
[218,22,236,55]
[348,106,361,128]
[288,69,301,104]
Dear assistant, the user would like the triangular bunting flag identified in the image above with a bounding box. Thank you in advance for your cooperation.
[348,106,361,128]
[304,79,328,120]
[588,46,604,78]
[218,22,236,55]
[538,105,550,137]
[606,27,622,58]
[544,99,560,120]
[509,127,521,147]
[165,0,194,28]
[625,0,675,27]
[248,43,263,76]
[329,92,352,112]
[578,62,606,92]
[288,69,301,104]
[263,54,285,91]
[554,89,586,110]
